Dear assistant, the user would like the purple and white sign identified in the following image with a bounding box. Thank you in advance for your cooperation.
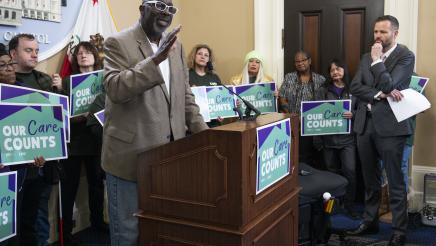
[409,76,430,94]
[301,100,351,136]
[233,82,277,115]
[70,70,103,117]
[0,83,70,142]
[0,171,17,242]
[256,118,291,194]
[0,104,67,165]
[94,109,105,127]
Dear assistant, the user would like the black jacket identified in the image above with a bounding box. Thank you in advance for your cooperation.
[350,44,414,136]
[315,83,356,148]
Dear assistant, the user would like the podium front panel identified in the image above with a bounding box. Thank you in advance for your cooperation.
[137,113,300,229]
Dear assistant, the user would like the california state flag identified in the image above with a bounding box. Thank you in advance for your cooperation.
[60,0,117,77]
[73,0,117,42]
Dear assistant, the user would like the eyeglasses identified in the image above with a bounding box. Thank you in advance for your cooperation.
[0,61,17,71]
[144,1,178,15]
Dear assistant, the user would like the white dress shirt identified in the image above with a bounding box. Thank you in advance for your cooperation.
[368,43,398,109]
[149,39,171,96]
[371,43,398,66]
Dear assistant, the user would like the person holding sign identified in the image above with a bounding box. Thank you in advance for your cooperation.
[315,59,357,218]
[8,34,60,246]
[187,44,221,87]
[279,50,325,168]
[229,51,277,120]
[1,42,44,245]
[187,44,223,127]
[59,41,107,244]
[229,50,273,85]
[0,44,16,86]
[0,42,46,245]
[103,0,208,245]
[348,15,414,245]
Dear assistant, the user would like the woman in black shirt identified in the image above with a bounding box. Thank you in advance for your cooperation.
[187,44,221,87]
[315,58,357,217]
[60,42,107,243]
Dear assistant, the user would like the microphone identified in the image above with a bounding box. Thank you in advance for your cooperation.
[323,192,335,214]
[323,192,332,201]
[206,61,214,71]
[217,82,261,120]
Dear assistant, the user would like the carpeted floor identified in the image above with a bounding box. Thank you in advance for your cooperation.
[329,212,436,246]
[51,212,436,246]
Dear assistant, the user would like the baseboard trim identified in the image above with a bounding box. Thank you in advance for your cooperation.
[409,165,436,212]
[412,165,436,174]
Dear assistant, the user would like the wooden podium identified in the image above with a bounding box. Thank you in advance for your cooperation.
[136,113,300,245]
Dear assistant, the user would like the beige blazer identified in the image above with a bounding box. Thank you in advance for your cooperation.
[102,22,208,181]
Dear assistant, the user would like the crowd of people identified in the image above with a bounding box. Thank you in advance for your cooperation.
[0,0,416,245]
[0,34,108,246]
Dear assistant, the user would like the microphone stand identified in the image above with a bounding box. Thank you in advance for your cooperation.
[218,83,261,121]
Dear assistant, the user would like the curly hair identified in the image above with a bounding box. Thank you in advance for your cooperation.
[71,41,101,74]
[187,44,215,72]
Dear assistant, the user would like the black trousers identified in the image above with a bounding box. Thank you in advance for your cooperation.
[60,155,105,234]
[356,117,408,233]
[323,145,356,208]
[299,135,324,169]
[20,175,52,245]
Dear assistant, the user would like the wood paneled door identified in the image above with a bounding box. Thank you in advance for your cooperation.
[284,0,384,77]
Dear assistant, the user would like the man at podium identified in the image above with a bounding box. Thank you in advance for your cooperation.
[102,0,208,245]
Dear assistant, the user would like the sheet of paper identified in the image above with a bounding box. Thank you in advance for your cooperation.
[388,88,431,122]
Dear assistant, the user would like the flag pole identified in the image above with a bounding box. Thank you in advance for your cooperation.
[57,162,64,246]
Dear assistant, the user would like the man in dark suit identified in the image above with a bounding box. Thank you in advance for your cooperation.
[348,15,414,246]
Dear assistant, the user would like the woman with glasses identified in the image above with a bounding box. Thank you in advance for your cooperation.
[0,45,17,85]
[228,50,273,85]
[60,41,108,245]
[279,50,325,168]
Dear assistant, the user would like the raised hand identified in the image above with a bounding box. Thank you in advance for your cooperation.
[371,41,383,62]
[152,25,181,65]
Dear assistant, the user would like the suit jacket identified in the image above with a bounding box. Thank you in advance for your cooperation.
[102,22,208,181]
[350,44,414,137]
